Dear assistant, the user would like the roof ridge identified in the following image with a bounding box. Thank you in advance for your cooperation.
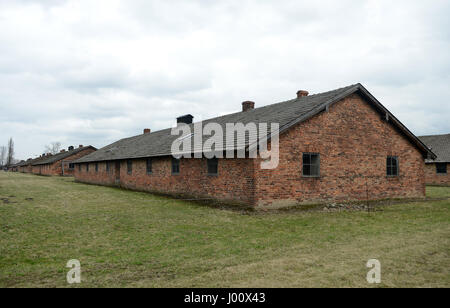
[419,133,450,138]
[124,83,360,140]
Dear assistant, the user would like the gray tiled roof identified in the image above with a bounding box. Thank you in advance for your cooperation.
[75,83,435,163]
[32,146,97,166]
[14,160,27,167]
[17,155,47,167]
[419,134,450,163]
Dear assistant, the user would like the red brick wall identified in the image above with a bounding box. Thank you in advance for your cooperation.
[253,93,425,207]
[74,161,117,186]
[75,157,256,205]
[424,163,450,186]
[74,93,426,207]
[20,165,32,173]
[31,165,42,175]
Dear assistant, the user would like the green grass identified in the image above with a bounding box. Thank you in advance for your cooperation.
[0,172,449,288]
[427,185,450,198]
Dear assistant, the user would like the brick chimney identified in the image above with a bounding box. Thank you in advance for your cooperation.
[68,146,74,151]
[143,128,151,134]
[177,114,194,125]
[242,101,255,112]
[297,90,309,98]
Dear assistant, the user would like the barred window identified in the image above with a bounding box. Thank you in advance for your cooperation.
[387,156,399,176]
[146,158,152,174]
[172,158,180,174]
[302,153,320,177]
[207,158,218,175]
[86,163,89,172]
[106,161,110,173]
[436,163,447,174]
[95,163,98,172]
[69,163,75,170]
[127,160,132,174]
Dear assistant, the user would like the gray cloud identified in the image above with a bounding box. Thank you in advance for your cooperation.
[0,0,449,160]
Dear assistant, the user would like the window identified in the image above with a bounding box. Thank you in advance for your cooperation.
[78,164,81,172]
[86,163,89,172]
[127,160,132,174]
[387,156,399,176]
[69,163,75,170]
[436,163,447,174]
[146,158,152,174]
[207,158,218,175]
[172,158,180,174]
[302,153,320,177]
[106,162,110,173]
[95,163,98,172]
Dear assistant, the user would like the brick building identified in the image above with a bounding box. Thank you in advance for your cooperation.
[17,155,47,173]
[8,163,20,172]
[74,83,435,208]
[30,145,97,176]
[17,158,38,173]
[419,134,450,186]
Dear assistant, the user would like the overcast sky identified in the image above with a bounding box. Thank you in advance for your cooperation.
[1,0,449,160]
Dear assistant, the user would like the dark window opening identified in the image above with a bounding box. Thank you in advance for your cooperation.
[172,158,180,174]
[127,160,132,174]
[78,164,81,172]
[207,158,218,175]
[86,163,89,172]
[106,162,110,173]
[69,163,75,170]
[302,153,320,177]
[95,163,98,172]
[146,158,152,174]
[387,156,399,176]
[436,163,447,174]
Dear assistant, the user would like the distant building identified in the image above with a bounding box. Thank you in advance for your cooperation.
[8,163,20,172]
[17,156,46,173]
[30,145,97,176]
[419,134,450,186]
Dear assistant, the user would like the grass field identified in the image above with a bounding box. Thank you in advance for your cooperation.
[0,172,449,288]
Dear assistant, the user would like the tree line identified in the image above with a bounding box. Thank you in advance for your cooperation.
[1,139,64,169]
[0,138,15,169]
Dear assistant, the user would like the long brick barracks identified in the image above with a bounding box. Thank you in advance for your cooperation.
[64,83,443,208]
[15,145,97,176]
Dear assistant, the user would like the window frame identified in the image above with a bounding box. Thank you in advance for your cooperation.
[146,158,152,174]
[86,163,89,172]
[68,163,75,170]
[302,153,320,178]
[95,162,99,173]
[207,158,219,176]
[436,163,447,174]
[127,160,132,175]
[172,158,180,175]
[106,161,110,173]
[386,156,399,177]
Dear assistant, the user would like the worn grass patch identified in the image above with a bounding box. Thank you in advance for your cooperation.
[0,172,449,288]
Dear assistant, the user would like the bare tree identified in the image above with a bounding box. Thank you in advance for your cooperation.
[44,142,62,155]
[6,138,14,166]
[0,146,6,167]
